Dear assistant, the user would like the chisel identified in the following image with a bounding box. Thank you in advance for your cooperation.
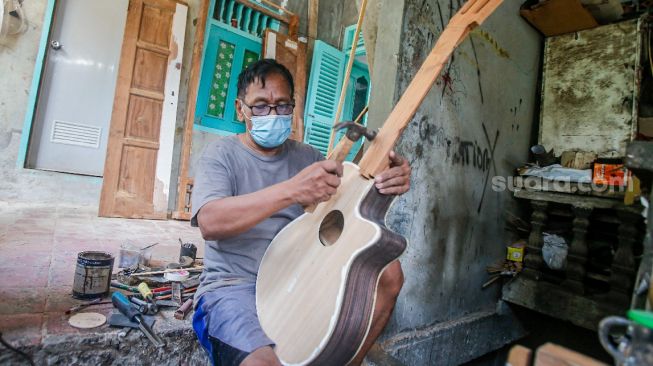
[111,292,165,348]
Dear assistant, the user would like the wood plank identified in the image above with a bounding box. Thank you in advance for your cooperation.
[173,0,210,220]
[535,343,607,366]
[507,345,532,366]
[326,0,367,155]
[129,87,165,101]
[358,0,503,178]
[262,29,307,142]
[356,0,379,73]
[502,276,625,331]
[307,0,318,66]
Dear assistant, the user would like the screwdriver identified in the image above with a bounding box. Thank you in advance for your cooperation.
[138,282,159,313]
[111,292,165,348]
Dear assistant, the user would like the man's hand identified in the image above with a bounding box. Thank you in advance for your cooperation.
[286,160,343,206]
[374,151,411,195]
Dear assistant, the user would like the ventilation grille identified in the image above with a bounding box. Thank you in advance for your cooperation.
[51,120,102,149]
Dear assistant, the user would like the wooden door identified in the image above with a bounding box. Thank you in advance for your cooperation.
[99,0,187,219]
[263,29,307,142]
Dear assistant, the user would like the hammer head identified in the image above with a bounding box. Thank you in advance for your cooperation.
[333,121,377,142]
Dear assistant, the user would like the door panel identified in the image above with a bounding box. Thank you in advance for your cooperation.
[99,0,187,219]
[27,0,129,176]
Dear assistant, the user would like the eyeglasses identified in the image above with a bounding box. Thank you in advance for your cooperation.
[240,100,295,116]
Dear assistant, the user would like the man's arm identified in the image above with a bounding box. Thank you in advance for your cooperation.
[197,160,343,241]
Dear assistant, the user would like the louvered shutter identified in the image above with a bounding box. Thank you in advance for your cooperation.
[303,41,346,156]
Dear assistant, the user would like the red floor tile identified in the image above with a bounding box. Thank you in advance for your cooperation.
[48,266,76,288]
[0,313,43,347]
[0,288,46,315]
[44,287,77,313]
[0,267,49,289]
[0,251,52,268]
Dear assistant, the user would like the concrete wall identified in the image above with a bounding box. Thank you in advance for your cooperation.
[375,0,542,364]
[0,0,201,210]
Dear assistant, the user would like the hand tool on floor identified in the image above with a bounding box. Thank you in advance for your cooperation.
[129,296,156,315]
[65,298,112,315]
[174,299,193,320]
[112,292,165,348]
[138,282,158,313]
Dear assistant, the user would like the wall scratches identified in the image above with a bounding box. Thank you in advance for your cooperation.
[469,38,484,104]
[477,123,499,213]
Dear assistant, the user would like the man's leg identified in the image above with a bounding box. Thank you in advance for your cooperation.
[349,260,404,366]
[241,346,281,366]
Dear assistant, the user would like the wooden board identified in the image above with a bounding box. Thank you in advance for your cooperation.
[256,163,406,364]
[173,0,209,220]
[538,19,640,158]
[535,343,607,366]
[262,29,307,141]
[508,345,532,366]
[100,0,186,219]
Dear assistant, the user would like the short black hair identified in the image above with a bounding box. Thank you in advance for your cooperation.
[237,59,294,99]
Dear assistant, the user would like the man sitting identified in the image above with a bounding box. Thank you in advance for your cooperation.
[192,59,411,366]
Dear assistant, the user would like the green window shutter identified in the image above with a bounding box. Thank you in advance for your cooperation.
[303,41,346,156]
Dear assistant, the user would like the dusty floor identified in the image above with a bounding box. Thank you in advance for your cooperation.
[0,201,203,349]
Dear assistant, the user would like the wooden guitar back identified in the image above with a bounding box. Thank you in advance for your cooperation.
[256,163,407,364]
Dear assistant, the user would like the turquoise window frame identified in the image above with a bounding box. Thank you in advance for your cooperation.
[193,0,280,136]
[195,22,262,134]
[342,24,366,57]
[17,0,56,169]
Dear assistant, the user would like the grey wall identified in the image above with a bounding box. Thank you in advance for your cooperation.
[374,0,542,364]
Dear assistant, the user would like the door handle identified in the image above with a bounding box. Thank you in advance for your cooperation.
[50,40,62,50]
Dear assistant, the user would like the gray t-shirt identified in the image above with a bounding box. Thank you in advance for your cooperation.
[191,135,323,299]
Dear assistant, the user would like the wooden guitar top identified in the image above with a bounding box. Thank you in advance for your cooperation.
[257,163,383,364]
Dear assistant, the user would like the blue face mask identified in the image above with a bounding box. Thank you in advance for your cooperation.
[246,113,292,149]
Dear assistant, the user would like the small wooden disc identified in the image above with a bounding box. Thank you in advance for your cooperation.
[68,312,106,329]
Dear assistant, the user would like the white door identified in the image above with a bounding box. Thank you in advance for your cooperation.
[27,0,129,176]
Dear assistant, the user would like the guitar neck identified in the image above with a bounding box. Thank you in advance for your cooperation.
[358,24,472,178]
[357,0,505,178]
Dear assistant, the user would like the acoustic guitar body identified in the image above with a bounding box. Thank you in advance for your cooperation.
[256,162,407,365]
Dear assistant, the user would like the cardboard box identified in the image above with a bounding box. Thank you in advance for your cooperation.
[593,160,630,186]
[520,0,599,37]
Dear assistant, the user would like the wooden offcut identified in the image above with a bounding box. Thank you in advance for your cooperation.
[358,0,503,178]
[535,343,607,366]
[262,29,308,141]
[172,0,209,221]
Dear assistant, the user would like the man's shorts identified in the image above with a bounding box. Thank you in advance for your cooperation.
[193,283,274,365]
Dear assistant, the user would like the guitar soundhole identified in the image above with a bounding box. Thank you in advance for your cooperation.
[319,210,344,246]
